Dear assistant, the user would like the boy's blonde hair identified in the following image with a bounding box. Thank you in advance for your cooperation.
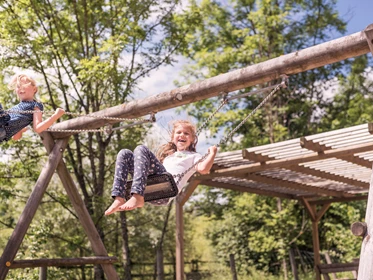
[156,120,198,163]
[8,74,38,94]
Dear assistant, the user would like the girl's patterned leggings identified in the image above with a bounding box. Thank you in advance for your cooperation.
[111,145,167,198]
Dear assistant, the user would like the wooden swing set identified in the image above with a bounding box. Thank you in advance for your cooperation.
[0,24,373,280]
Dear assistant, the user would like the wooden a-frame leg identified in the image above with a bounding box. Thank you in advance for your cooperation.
[175,199,184,280]
[42,134,119,280]
[0,138,68,279]
[55,157,119,279]
[174,180,200,280]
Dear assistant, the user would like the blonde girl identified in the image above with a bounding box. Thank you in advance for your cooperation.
[105,120,217,214]
[0,74,65,142]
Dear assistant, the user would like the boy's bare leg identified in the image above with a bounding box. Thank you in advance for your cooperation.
[118,194,145,211]
[105,197,126,215]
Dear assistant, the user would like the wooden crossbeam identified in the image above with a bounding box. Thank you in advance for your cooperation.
[301,137,372,168]
[244,149,368,189]
[300,137,329,151]
[49,29,372,139]
[8,257,118,269]
[289,165,368,189]
[237,173,348,197]
[202,180,296,200]
[307,195,368,205]
[318,261,359,274]
[200,142,373,179]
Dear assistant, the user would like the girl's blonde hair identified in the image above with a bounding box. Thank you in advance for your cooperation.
[156,120,198,163]
[8,74,38,94]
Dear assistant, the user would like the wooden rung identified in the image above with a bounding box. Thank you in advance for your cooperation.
[7,256,118,269]
[317,261,359,274]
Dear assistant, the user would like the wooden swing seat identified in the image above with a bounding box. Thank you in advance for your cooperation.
[125,172,178,202]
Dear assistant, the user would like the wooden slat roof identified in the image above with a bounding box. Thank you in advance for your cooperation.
[196,123,373,203]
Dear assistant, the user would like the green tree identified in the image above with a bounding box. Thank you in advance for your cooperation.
[320,55,373,130]
[174,0,353,277]
[0,0,196,278]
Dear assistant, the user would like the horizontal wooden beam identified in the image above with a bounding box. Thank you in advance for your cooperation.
[301,137,372,168]
[241,173,349,198]
[318,262,359,274]
[49,27,373,139]
[202,180,296,200]
[8,256,118,269]
[307,195,368,205]
[244,149,368,189]
[289,165,369,189]
[198,142,373,179]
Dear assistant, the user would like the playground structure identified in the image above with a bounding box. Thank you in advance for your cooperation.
[0,23,373,280]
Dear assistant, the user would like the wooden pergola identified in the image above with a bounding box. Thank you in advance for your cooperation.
[0,23,373,280]
[177,123,372,279]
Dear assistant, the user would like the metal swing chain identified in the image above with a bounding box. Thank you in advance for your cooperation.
[1,109,150,122]
[218,80,287,147]
[173,95,228,185]
[0,109,154,133]
[47,113,156,133]
[195,95,228,137]
[173,80,287,185]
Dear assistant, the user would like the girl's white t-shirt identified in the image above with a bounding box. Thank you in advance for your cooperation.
[163,150,202,191]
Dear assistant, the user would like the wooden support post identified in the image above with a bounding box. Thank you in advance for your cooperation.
[357,167,373,279]
[39,267,47,280]
[0,138,68,280]
[40,133,119,280]
[289,248,299,280]
[311,219,321,280]
[229,254,238,280]
[175,199,184,280]
[157,247,164,280]
[173,180,201,280]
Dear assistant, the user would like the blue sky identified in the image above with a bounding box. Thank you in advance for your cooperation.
[337,0,372,34]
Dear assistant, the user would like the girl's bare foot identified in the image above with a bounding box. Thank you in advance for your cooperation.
[105,197,125,215]
[118,194,145,211]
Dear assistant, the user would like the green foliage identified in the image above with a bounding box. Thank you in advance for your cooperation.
[0,0,371,279]
[0,0,198,278]
[320,201,365,262]
[320,55,373,129]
